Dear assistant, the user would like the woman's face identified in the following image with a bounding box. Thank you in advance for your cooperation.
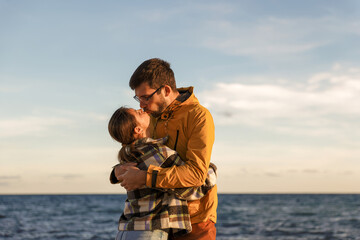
[129,108,151,134]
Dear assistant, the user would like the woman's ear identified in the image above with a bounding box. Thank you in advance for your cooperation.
[133,126,143,135]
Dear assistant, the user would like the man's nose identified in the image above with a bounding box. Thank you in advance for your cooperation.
[140,101,147,109]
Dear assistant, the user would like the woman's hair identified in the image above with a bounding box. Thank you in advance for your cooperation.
[108,107,137,145]
[108,107,142,163]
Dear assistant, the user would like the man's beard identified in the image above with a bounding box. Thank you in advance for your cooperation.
[147,101,167,118]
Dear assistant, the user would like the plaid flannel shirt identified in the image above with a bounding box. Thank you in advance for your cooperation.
[112,136,217,236]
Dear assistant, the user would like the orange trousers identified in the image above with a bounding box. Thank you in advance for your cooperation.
[171,220,216,240]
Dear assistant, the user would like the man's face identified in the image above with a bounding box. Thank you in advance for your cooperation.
[134,82,167,117]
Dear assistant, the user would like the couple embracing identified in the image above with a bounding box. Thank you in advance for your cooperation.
[108,58,218,240]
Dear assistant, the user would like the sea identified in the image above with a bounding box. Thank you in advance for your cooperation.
[0,194,359,240]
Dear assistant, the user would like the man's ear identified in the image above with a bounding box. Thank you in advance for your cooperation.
[163,85,172,97]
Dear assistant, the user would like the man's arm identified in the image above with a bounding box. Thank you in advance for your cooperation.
[146,108,215,189]
[155,162,217,200]
[115,107,215,191]
[116,160,217,198]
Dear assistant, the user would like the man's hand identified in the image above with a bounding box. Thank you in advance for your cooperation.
[114,162,137,182]
[118,166,146,191]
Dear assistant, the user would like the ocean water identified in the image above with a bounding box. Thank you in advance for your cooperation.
[0,194,359,240]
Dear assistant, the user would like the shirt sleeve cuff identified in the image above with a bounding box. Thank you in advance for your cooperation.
[109,168,119,184]
[146,165,162,188]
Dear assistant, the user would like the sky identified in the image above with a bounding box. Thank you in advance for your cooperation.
[1,0,360,194]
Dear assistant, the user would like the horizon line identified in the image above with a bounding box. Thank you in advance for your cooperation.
[1,192,360,196]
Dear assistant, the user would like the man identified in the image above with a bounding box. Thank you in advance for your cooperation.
[115,58,217,240]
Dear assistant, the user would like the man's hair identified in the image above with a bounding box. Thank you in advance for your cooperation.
[108,107,137,145]
[129,58,177,90]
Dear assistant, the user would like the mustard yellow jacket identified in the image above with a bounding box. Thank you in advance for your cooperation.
[146,87,218,224]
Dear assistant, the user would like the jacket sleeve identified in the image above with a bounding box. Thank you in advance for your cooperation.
[145,108,215,189]
[155,163,217,200]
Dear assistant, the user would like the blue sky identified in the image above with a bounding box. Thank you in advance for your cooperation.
[1,0,360,193]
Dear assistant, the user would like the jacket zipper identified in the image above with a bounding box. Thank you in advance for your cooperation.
[174,130,179,151]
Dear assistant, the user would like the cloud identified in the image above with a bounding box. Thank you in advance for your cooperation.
[62,174,82,180]
[198,65,360,138]
[0,108,110,138]
[0,116,73,138]
[265,171,281,177]
[135,2,234,23]
[0,175,21,186]
[303,169,320,174]
[199,16,359,57]
[51,174,83,180]
[0,175,21,180]
[0,75,30,93]
[0,85,23,93]
[338,170,353,175]
[51,109,109,122]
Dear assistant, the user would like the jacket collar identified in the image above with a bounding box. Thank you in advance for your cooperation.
[159,86,194,120]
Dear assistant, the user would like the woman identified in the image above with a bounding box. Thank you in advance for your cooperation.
[108,107,217,240]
